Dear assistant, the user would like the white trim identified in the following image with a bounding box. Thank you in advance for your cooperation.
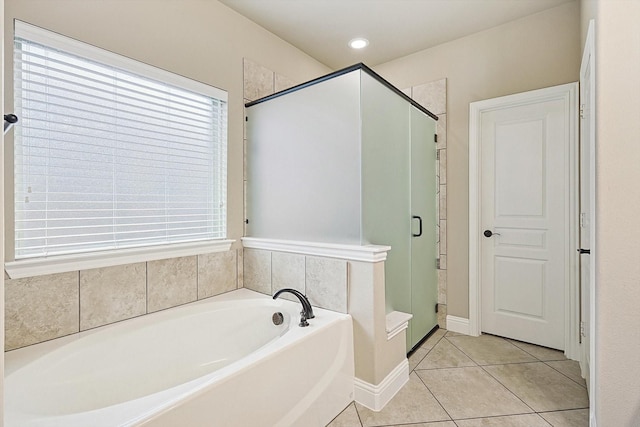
[386,311,412,341]
[581,19,597,427]
[14,20,227,101]
[468,83,579,350]
[241,237,390,263]
[353,358,409,412]
[446,315,470,335]
[5,239,234,279]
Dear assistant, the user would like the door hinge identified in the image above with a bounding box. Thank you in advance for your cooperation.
[580,321,586,338]
[579,104,585,119]
[434,134,438,143]
[436,150,440,160]
[436,258,441,269]
[580,212,589,228]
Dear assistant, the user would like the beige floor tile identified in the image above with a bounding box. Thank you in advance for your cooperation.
[546,360,587,387]
[355,373,450,426]
[455,413,550,426]
[416,338,476,370]
[327,403,362,427]
[416,367,531,419]
[539,409,589,427]
[409,328,446,371]
[445,331,464,337]
[380,422,456,427]
[508,339,566,361]
[484,362,589,412]
[447,335,536,365]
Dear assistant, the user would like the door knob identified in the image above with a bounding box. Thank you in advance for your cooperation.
[483,230,500,237]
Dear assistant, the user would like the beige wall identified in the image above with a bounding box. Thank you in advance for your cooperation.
[3,0,330,256]
[374,1,581,318]
[593,1,640,425]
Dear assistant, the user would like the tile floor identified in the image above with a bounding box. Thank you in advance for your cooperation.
[327,330,589,427]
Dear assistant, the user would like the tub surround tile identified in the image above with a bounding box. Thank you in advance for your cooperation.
[545,360,586,387]
[147,256,198,313]
[237,248,244,289]
[412,78,446,115]
[327,403,362,427]
[447,334,536,365]
[415,337,476,370]
[197,251,237,299]
[271,251,305,301]
[355,372,450,426]
[80,263,146,331]
[243,248,272,295]
[483,362,589,412]
[275,73,296,92]
[305,256,348,313]
[454,414,550,427]
[417,367,532,419]
[243,58,274,101]
[5,271,80,350]
[539,408,590,427]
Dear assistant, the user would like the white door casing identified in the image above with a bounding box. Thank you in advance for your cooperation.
[579,19,597,425]
[469,83,579,357]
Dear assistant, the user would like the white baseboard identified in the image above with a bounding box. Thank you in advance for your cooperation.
[354,358,409,411]
[446,315,470,335]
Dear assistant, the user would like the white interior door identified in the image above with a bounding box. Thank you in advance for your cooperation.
[479,84,576,350]
[579,19,596,397]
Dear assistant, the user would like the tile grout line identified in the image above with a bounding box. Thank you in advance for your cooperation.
[415,369,455,423]
[478,363,537,415]
[542,360,589,388]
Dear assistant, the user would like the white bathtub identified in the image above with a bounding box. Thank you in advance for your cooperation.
[4,288,355,426]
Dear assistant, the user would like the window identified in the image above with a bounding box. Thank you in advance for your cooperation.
[13,21,228,260]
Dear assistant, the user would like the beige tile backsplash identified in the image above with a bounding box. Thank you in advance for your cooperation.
[5,250,241,351]
[243,249,349,314]
[5,271,80,351]
[80,263,147,331]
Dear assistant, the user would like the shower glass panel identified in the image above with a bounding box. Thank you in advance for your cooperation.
[360,72,412,324]
[245,72,362,243]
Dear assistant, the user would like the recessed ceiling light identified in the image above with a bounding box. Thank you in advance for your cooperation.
[348,38,369,50]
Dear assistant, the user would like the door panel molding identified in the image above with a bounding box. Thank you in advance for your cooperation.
[469,83,579,359]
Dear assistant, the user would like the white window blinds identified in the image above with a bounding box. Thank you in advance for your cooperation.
[13,21,228,259]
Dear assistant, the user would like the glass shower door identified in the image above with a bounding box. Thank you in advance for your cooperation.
[409,106,438,350]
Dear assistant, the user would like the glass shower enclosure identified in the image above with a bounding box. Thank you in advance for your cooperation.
[245,64,438,351]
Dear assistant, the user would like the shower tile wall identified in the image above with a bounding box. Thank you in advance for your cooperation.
[4,250,240,351]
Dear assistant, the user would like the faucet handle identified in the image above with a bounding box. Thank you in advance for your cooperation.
[299,312,309,327]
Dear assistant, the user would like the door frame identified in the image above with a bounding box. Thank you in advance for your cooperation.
[468,83,580,360]
[580,19,597,426]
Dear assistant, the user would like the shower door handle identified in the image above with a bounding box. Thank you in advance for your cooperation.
[412,216,423,237]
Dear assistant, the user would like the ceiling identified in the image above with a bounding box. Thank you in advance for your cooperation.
[219,0,574,69]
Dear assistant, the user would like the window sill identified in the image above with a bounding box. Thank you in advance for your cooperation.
[5,239,235,279]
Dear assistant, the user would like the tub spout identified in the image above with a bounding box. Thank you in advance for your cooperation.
[273,288,315,327]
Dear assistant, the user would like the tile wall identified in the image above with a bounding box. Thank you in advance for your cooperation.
[243,248,349,314]
[5,250,241,351]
